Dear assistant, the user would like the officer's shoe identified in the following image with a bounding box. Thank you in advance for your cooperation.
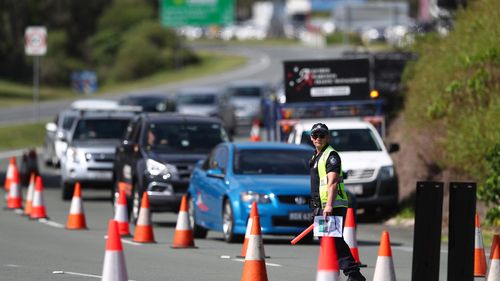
[347,271,366,281]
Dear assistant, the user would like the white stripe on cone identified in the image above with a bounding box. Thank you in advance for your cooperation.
[32,188,44,208]
[136,206,150,226]
[114,205,128,222]
[373,256,396,281]
[175,212,190,230]
[316,271,340,281]
[26,179,34,202]
[8,182,21,201]
[475,227,485,248]
[245,217,253,237]
[69,197,83,214]
[344,227,356,248]
[488,259,500,281]
[101,251,128,281]
[245,234,265,261]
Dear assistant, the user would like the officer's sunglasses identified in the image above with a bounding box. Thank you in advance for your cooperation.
[311,132,327,139]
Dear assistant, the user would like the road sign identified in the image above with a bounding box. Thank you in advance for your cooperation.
[160,0,234,27]
[25,26,47,56]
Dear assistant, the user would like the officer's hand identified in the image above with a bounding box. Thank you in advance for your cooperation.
[323,205,332,218]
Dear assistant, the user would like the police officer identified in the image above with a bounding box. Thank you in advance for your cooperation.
[309,123,366,281]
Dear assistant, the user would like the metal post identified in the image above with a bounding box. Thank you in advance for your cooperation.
[33,56,40,122]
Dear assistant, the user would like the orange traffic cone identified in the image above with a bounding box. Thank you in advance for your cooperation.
[101,219,128,281]
[30,176,48,219]
[114,189,131,237]
[133,192,155,243]
[4,157,16,192]
[475,214,487,277]
[345,207,364,265]
[240,201,259,257]
[23,173,36,216]
[488,235,500,281]
[171,195,196,248]
[66,183,87,230]
[373,231,396,281]
[7,165,22,209]
[241,215,268,281]
[491,234,499,261]
[316,237,340,281]
[249,119,262,142]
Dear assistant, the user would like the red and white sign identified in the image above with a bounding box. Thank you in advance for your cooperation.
[25,26,47,56]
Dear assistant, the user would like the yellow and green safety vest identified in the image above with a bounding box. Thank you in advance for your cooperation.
[317,145,349,209]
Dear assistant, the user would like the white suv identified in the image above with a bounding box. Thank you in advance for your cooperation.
[287,118,399,212]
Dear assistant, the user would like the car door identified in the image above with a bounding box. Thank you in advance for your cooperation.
[202,145,229,229]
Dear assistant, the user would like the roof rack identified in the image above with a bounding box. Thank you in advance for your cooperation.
[71,99,142,112]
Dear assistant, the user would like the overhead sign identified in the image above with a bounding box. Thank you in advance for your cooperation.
[160,0,234,27]
[25,26,47,56]
[283,58,370,103]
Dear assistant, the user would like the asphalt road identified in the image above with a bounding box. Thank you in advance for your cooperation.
[0,155,456,281]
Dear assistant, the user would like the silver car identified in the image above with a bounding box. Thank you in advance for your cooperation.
[225,80,271,126]
[43,109,79,167]
[176,87,237,136]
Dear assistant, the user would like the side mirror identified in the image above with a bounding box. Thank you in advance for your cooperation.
[207,168,224,179]
[45,122,57,133]
[388,143,400,153]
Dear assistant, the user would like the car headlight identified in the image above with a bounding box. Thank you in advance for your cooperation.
[379,166,395,180]
[240,192,271,204]
[66,147,83,164]
[146,159,178,179]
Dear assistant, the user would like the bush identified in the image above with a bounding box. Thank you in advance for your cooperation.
[326,32,362,46]
[479,144,500,226]
[111,36,162,81]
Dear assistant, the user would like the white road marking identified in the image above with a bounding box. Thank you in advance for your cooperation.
[38,218,65,228]
[4,264,22,267]
[103,235,143,246]
[231,258,281,267]
[52,270,138,281]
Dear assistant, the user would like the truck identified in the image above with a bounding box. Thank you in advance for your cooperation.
[263,57,400,213]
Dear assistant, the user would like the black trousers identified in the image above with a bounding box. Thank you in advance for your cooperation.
[313,207,360,276]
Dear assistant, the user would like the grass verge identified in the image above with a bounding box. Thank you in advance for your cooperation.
[0,122,46,151]
[0,51,247,109]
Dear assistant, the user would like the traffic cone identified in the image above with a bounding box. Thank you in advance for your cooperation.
[487,236,500,281]
[345,207,364,265]
[23,173,36,216]
[491,234,499,261]
[316,237,340,281]
[101,219,128,281]
[240,201,259,257]
[66,182,87,230]
[475,214,487,277]
[373,231,396,281]
[30,176,48,219]
[249,119,262,142]
[3,157,16,192]
[241,215,268,281]
[171,195,196,248]
[6,165,22,209]
[133,192,155,243]
[114,190,131,237]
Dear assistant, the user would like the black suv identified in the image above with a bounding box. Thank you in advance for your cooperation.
[113,113,230,222]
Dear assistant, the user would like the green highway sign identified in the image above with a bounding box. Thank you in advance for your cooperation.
[160,0,234,27]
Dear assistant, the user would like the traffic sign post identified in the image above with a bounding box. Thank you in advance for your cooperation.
[25,26,47,122]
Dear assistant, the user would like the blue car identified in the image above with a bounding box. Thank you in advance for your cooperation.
[187,142,314,242]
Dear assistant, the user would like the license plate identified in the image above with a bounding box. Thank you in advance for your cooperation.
[289,212,312,221]
[345,184,363,195]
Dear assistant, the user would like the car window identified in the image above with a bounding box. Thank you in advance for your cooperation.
[72,119,130,141]
[301,129,382,151]
[234,149,310,175]
[61,116,76,130]
[227,86,262,98]
[212,146,228,171]
[143,122,229,154]
[177,94,216,105]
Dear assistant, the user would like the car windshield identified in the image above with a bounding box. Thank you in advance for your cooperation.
[72,119,130,141]
[120,97,164,111]
[62,116,76,130]
[143,122,229,154]
[228,86,262,98]
[177,94,216,105]
[301,129,382,151]
[234,149,311,175]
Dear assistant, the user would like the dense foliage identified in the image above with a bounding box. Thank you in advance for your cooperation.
[0,0,198,86]
[403,0,500,224]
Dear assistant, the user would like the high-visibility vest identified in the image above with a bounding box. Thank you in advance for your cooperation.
[318,145,349,209]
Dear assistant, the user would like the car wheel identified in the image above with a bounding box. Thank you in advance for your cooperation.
[222,200,243,243]
[188,196,208,239]
[130,188,142,225]
[61,181,74,201]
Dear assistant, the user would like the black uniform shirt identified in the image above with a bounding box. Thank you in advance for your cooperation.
[309,145,342,200]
